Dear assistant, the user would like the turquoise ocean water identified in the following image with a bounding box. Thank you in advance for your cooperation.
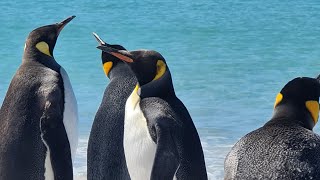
[1,1,320,179]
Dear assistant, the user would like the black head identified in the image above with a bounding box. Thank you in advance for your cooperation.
[24,16,75,60]
[273,77,320,129]
[97,46,175,98]
[93,33,126,78]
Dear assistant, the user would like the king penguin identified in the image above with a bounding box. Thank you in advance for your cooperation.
[87,33,136,180]
[224,77,320,180]
[0,16,78,180]
[97,46,208,180]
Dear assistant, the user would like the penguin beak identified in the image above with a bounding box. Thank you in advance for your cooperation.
[93,32,107,46]
[97,45,134,63]
[56,15,76,34]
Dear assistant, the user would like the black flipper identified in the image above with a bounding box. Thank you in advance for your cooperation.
[151,119,180,180]
[40,87,73,180]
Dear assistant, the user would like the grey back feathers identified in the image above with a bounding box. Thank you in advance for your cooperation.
[88,34,136,180]
[225,77,320,180]
[87,63,136,180]
[225,124,320,179]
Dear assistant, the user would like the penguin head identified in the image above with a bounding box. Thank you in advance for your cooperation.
[97,46,174,98]
[24,16,75,59]
[273,77,320,129]
[93,33,127,78]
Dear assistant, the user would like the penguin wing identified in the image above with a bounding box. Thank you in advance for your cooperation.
[39,86,73,179]
[40,87,64,131]
[150,117,180,180]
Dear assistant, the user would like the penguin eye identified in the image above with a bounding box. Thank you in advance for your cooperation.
[35,41,52,57]
[153,60,166,81]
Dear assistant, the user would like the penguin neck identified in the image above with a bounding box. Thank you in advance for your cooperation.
[109,62,133,81]
[139,70,175,99]
[23,50,61,72]
[268,104,315,130]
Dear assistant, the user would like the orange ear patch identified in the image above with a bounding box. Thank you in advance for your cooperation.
[103,62,113,76]
[306,101,319,124]
[153,60,166,81]
[274,93,283,108]
[35,41,52,57]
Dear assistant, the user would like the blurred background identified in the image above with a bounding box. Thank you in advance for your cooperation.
[1,1,320,179]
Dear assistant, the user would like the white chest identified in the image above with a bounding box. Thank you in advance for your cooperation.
[123,87,157,180]
[60,67,78,162]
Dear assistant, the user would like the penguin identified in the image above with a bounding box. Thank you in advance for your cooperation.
[87,33,136,180]
[0,16,78,180]
[96,46,208,180]
[224,77,320,180]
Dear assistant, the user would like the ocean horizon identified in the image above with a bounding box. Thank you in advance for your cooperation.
[1,1,320,179]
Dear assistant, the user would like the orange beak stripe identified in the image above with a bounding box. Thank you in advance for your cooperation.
[111,52,134,63]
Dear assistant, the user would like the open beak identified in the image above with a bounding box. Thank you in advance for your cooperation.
[56,15,76,34]
[97,45,134,63]
[93,32,107,46]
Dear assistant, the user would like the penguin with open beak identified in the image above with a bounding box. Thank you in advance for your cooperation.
[97,45,208,180]
[88,33,136,180]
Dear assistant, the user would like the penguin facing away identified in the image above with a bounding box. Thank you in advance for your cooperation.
[87,33,136,180]
[224,77,320,180]
[0,16,78,180]
[97,46,208,180]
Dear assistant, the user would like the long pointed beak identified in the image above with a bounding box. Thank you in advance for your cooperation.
[93,32,107,46]
[56,15,76,34]
[97,45,134,63]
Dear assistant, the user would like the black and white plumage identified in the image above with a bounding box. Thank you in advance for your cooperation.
[97,46,208,180]
[0,16,78,180]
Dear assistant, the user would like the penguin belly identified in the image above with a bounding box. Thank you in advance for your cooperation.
[60,67,78,161]
[123,90,157,180]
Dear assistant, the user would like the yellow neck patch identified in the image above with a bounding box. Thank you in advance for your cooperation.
[274,93,283,108]
[36,41,52,57]
[134,83,139,93]
[128,84,140,109]
[153,60,166,81]
[103,62,113,77]
[306,100,319,124]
